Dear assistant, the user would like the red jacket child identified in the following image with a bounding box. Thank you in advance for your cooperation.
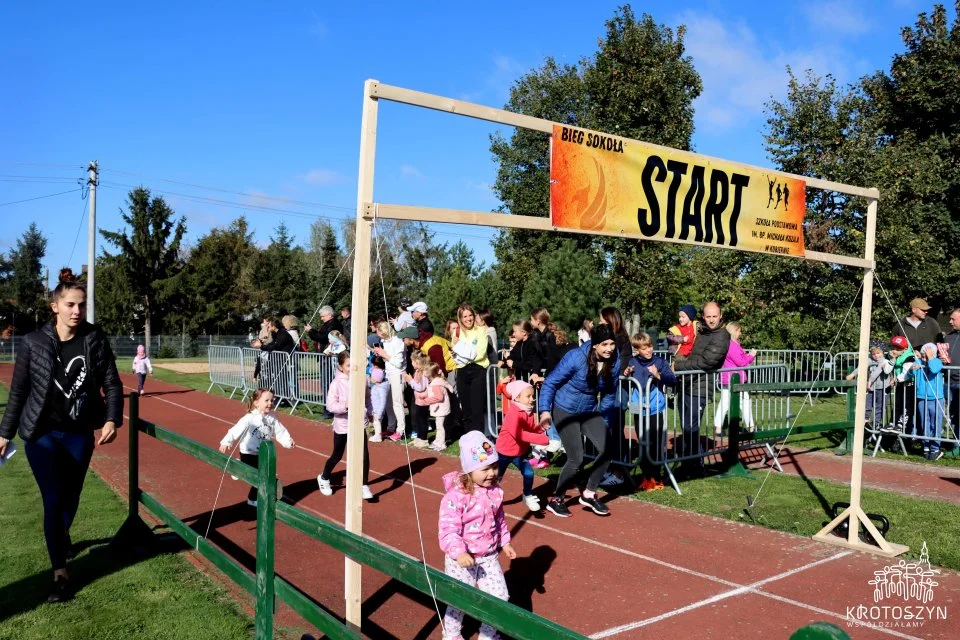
[495,380,548,458]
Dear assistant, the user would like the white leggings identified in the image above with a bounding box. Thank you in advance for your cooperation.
[714,388,754,431]
[386,367,406,435]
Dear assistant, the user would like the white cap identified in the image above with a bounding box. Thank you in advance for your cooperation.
[407,301,428,313]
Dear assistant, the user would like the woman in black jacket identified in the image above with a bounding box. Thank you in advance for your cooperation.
[0,269,123,602]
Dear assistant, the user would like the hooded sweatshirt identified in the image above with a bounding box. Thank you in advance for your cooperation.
[132,346,153,375]
[495,403,548,457]
[326,370,373,434]
[220,410,294,455]
[438,471,511,559]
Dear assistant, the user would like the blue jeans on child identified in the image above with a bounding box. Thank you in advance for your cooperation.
[497,454,535,496]
[919,399,943,453]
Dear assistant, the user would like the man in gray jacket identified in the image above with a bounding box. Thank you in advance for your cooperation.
[946,309,960,432]
[674,301,731,476]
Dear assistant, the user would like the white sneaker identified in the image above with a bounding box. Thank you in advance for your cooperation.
[362,485,374,500]
[230,475,238,481]
[523,495,541,512]
[412,438,430,448]
[317,475,333,496]
[246,498,257,507]
[369,435,383,443]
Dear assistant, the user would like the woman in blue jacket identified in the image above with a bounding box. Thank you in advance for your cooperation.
[538,324,619,518]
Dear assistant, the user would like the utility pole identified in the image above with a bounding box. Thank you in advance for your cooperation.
[86,160,98,323]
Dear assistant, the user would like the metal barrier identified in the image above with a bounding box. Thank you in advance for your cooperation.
[207,345,246,398]
[291,352,339,414]
[112,393,586,640]
[753,350,833,393]
[859,364,960,457]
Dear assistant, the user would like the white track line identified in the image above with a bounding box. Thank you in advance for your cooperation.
[125,387,922,639]
[589,550,920,640]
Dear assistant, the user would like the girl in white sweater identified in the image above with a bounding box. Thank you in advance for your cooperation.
[219,388,295,506]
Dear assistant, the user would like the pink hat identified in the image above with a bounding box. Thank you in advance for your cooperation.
[136,345,146,357]
[458,431,498,474]
[505,379,532,401]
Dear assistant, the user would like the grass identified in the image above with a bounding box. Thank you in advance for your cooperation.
[125,362,960,570]
[0,384,262,640]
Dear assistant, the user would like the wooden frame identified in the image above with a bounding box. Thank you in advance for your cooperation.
[343,79,904,627]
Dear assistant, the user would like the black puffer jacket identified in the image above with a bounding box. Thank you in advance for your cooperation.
[0,321,123,441]
[674,323,731,397]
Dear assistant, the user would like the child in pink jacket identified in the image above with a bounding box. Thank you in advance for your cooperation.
[317,351,374,500]
[415,362,453,451]
[438,431,517,640]
[714,322,757,434]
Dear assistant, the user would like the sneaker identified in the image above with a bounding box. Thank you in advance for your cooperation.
[47,576,72,603]
[369,435,383,443]
[362,485,374,500]
[579,494,610,516]
[532,458,550,470]
[412,438,430,448]
[246,498,258,507]
[230,475,238,481]
[139,390,145,396]
[523,495,541,512]
[317,475,333,496]
[430,442,446,452]
[546,497,571,518]
[546,439,562,453]
[388,431,404,442]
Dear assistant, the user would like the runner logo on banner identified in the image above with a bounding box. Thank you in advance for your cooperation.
[550,124,806,257]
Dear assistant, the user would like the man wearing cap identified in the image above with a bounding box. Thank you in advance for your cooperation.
[408,301,435,336]
[894,298,944,349]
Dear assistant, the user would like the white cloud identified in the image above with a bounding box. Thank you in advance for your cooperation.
[678,12,853,132]
[804,1,875,35]
[400,165,424,179]
[299,169,343,186]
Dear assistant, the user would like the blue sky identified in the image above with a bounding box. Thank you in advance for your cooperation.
[0,0,948,284]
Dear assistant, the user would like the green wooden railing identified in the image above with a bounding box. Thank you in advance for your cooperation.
[111,393,587,640]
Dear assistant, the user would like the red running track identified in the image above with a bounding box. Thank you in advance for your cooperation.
[2,367,958,639]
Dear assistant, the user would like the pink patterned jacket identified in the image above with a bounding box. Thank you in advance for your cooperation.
[438,471,511,559]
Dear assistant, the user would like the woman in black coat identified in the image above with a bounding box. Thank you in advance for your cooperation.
[0,269,123,602]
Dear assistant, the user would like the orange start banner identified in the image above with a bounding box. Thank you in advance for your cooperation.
[550,124,806,256]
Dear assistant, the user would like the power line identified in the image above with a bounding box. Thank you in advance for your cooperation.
[0,188,82,207]
[67,186,89,266]
[99,167,355,212]
[0,160,83,169]
[97,181,495,242]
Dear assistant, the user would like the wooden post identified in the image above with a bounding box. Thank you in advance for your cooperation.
[813,196,908,557]
[343,78,379,630]
[255,441,277,639]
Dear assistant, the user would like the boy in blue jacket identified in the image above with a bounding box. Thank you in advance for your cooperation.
[625,332,677,490]
[910,342,945,460]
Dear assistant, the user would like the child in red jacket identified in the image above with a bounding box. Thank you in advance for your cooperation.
[495,380,548,512]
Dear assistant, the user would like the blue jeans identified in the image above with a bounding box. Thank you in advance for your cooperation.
[919,399,943,453]
[25,430,95,570]
[497,454,535,496]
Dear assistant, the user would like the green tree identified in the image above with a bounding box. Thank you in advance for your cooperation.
[251,221,309,319]
[519,240,605,332]
[6,223,48,332]
[100,187,186,355]
[491,5,702,323]
[176,217,259,335]
[93,253,139,336]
